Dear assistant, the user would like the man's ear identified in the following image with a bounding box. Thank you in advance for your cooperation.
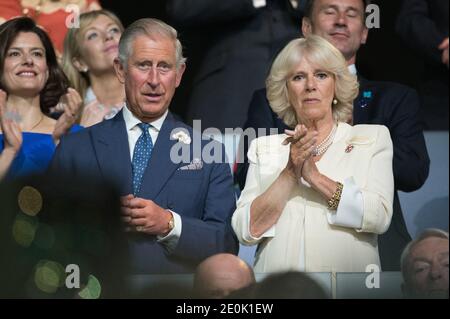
[175,63,186,88]
[361,27,369,45]
[302,17,312,36]
[114,58,126,84]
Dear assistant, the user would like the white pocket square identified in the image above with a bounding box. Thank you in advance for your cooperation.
[178,158,203,171]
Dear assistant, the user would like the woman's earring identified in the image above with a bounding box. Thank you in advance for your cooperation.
[333,98,338,105]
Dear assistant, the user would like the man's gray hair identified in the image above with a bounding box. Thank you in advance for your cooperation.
[400,228,449,280]
[118,18,186,69]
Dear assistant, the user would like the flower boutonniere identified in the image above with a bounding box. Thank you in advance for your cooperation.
[172,130,192,145]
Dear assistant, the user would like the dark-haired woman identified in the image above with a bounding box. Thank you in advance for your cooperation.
[0,17,82,180]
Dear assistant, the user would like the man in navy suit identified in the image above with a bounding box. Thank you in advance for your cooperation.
[236,0,430,271]
[51,18,238,274]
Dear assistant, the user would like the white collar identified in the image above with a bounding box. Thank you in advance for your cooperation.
[84,87,97,104]
[348,64,357,75]
[122,104,168,132]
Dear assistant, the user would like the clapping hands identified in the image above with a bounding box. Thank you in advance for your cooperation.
[0,90,22,156]
[52,88,82,144]
[283,124,320,184]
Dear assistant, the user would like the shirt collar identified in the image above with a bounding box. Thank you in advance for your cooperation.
[84,86,97,104]
[122,103,168,132]
[348,64,357,75]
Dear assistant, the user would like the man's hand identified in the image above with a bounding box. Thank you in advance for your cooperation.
[121,195,173,236]
[52,88,83,144]
[438,37,449,68]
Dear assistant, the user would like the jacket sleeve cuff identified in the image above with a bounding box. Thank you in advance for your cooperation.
[157,210,182,253]
[327,177,364,229]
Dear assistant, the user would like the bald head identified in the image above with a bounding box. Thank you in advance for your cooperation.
[194,254,255,299]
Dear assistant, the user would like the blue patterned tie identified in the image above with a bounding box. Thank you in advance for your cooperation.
[132,123,153,196]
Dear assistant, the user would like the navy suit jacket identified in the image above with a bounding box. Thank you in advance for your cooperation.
[396,0,449,130]
[235,79,430,271]
[50,111,238,274]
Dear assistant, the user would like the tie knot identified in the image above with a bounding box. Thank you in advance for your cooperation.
[138,123,151,132]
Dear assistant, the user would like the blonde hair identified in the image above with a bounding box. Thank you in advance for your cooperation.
[61,10,124,100]
[266,35,359,128]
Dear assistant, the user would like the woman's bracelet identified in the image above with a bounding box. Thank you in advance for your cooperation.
[328,181,343,210]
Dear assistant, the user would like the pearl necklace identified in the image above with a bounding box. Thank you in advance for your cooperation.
[312,123,337,157]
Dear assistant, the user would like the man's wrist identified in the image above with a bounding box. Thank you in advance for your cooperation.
[161,210,174,237]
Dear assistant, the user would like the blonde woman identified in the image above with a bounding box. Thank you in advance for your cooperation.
[62,10,125,127]
[232,36,394,273]
[0,0,102,55]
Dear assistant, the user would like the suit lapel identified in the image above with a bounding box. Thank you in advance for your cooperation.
[138,113,183,199]
[353,76,372,125]
[92,111,133,195]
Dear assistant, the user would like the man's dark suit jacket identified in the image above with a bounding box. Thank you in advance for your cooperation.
[396,0,449,130]
[50,111,238,274]
[235,79,430,271]
[167,0,303,131]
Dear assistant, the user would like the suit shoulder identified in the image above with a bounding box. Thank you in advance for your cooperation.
[59,125,90,145]
[253,88,267,98]
[366,80,418,96]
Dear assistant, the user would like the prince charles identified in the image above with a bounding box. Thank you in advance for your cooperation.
[50,18,238,273]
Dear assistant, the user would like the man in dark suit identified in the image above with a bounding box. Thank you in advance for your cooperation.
[396,0,449,130]
[236,0,430,271]
[51,18,238,274]
[166,0,304,131]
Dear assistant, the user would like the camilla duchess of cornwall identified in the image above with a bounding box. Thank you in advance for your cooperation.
[232,35,394,273]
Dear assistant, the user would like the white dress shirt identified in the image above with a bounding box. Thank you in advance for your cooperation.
[122,105,182,252]
[253,0,266,8]
[348,64,357,75]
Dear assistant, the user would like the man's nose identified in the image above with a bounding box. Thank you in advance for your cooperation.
[335,12,348,27]
[147,68,160,88]
[429,263,444,280]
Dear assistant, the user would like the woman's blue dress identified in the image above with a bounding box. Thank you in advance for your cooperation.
[0,125,83,179]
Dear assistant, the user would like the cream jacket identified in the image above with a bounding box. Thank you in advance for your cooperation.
[232,123,394,273]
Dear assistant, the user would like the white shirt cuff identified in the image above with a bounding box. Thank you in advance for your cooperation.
[327,177,364,229]
[245,204,275,241]
[157,210,182,253]
[253,0,266,8]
